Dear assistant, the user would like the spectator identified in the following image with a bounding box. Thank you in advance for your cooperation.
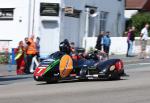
[23,37,28,67]
[28,37,40,73]
[25,35,37,74]
[101,31,111,57]
[126,26,136,57]
[70,42,76,53]
[15,41,25,75]
[95,31,104,51]
[139,24,149,59]
[36,37,40,61]
[24,37,28,49]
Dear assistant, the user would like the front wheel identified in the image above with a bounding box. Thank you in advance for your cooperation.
[46,80,58,84]
[78,68,88,81]
[45,77,58,84]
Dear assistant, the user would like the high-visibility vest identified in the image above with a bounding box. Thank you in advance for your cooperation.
[15,48,23,60]
[26,38,37,55]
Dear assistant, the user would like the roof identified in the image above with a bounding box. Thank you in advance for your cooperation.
[126,0,150,11]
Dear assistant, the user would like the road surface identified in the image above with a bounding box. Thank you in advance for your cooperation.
[0,63,150,103]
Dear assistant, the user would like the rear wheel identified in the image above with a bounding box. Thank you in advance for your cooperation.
[108,70,120,80]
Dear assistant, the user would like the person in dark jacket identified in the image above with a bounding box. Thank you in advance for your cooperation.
[36,37,40,61]
[126,26,135,57]
[95,31,104,50]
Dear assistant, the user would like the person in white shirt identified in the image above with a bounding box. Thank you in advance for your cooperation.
[139,24,149,59]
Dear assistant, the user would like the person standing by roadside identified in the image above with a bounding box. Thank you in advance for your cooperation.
[70,42,77,54]
[101,31,111,57]
[126,26,136,57]
[95,31,104,51]
[29,36,40,73]
[24,37,28,49]
[139,24,149,59]
[15,41,25,75]
[35,37,40,62]
[25,35,37,74]
[23,37,28,68]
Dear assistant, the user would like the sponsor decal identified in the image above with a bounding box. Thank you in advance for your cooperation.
[59,55,73,78]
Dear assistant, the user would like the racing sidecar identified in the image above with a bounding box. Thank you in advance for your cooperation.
[34,50,125,83]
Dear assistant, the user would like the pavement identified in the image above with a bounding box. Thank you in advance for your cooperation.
[0,54,149,77]
[0,64,16,77]
[111,54,150,64]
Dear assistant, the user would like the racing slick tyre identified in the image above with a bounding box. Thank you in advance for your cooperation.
[46,77,58,84]
[46,80,58,84]
[79,68,88,81]
[108,70,121,80]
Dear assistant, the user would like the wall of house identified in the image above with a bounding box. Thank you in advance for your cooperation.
[0,0,125,56]
[61,0,85,47]
[86,0,125,37]
[0,0,29,50]
[61,0,125,47]
[35,0,61,56]
[0,0,62,55]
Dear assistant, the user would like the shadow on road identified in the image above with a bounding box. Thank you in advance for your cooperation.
[0,75,32,82]
[36,78,129,85]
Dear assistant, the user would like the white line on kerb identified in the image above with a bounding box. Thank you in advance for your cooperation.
[139,63,150,65]
[126,63,150,66]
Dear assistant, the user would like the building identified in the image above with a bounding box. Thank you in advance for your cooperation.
[0,0,125,56]
[125,0,150,19]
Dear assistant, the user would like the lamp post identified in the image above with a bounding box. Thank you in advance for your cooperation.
[28,0,36,37]
[85,8,90,38]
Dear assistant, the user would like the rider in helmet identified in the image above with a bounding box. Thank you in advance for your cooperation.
[59,39,71,54]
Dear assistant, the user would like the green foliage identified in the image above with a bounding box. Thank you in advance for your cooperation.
[0,53,9,64]
[126,12,150,37]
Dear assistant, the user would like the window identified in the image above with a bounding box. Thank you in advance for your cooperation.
[40,3,59,16]
[99,11,108,32]
[0,8,14,20]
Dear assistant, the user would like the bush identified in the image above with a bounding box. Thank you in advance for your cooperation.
[0,53,9,64]
[126,12,150,37]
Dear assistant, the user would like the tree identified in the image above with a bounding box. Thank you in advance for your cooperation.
[126,12,150,37]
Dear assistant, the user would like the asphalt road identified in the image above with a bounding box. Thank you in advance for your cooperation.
[0,62,150,103]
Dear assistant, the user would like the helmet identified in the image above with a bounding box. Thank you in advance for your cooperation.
[59,39,71,54]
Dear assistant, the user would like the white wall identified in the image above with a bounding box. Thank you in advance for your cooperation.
[33,0,61,37]
[37,0,61,56]
[0,0,62,55]
[125,10,138,19]
[83,37,150,55]
[0,0,30,51]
